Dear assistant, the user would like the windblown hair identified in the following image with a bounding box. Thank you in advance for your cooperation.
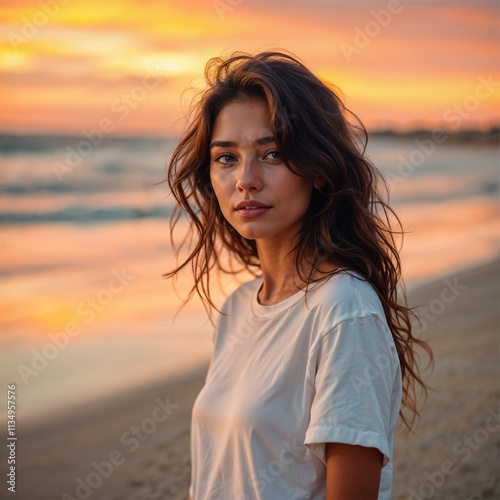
[164,50,432,431]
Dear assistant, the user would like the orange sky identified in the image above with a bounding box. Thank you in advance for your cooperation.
[0,0,498,136]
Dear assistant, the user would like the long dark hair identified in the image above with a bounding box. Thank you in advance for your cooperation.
[163,50,432,431]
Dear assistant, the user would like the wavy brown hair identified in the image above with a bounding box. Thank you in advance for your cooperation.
[163,50,432,431]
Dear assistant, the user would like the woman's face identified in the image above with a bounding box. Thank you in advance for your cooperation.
[209,98,319,245]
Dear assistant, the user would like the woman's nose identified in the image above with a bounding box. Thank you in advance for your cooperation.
[236,157,262,192]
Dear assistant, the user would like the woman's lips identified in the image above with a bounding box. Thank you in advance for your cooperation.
[235,206,272,218]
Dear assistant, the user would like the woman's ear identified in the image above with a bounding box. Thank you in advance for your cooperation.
[314,177,326,190]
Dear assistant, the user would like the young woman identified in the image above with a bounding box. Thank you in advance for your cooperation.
[165,51,431,500]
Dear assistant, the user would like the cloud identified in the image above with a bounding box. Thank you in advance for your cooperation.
[0,0,498,134]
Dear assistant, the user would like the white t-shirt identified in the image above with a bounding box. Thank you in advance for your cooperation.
[189,270,402,500]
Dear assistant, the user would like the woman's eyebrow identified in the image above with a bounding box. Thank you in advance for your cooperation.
[210,136,275,149]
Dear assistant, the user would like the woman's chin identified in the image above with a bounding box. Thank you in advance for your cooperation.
[234,226,275,241]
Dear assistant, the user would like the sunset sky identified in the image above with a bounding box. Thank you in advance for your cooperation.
[0,0,498,136]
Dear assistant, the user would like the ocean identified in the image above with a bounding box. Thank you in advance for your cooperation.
[0,133,498,423]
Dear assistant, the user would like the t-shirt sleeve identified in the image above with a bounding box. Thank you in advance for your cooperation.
[304,315,400,467]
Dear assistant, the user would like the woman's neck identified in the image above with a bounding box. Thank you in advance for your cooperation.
[255,239,337,306]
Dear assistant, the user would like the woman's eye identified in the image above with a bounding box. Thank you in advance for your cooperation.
[265,150,281,161]
[216,154,236,164]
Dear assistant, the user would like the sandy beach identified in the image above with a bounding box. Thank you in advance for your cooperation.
[6,257,499,500]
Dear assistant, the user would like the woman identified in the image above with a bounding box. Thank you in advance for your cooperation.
[165,51,431,500]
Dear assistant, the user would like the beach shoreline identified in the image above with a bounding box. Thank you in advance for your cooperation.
[5,256,499,500]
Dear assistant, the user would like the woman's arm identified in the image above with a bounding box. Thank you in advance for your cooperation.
[325,443,383,499]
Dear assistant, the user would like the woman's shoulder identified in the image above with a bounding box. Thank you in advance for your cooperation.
[307,268,386,324]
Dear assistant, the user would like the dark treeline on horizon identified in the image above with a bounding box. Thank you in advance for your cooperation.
[0,126,499,154]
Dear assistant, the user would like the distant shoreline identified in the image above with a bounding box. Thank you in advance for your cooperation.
[368,126,500,144]
[0,126,498,152]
